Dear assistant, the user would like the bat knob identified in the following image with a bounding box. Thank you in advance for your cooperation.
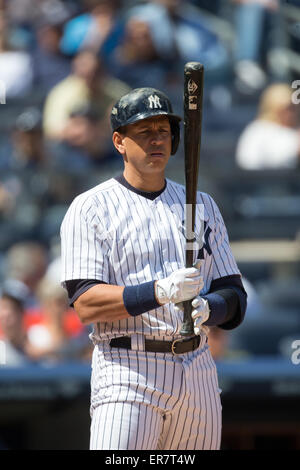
[184,62,204,72]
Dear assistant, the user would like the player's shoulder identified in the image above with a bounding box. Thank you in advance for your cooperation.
[63,178,121,223]
[197,191,218,207]
[165,178,185,195]
[71,178,119,206]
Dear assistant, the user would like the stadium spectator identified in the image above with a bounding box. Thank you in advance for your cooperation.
[47,103,121,173]
[4,242,48,308]
[60,0,123,58]
[0,279,32,366]
[24,275,91,363]
[106,17,171,90]
[0,9,33,98]
[0,107,46,172]
[6,0,73,33]
[31,17,72,94]
[0,108,58,250]
[123,0,230,82]
[231,0,284,94]
[43,49,130,140]
[236,83,300,170]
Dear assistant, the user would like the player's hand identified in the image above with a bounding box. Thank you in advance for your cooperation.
[155,260,204,305]
[191,295,210,335]
[174,294,210,336]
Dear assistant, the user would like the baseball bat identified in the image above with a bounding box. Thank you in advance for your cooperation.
[180,62,204,337]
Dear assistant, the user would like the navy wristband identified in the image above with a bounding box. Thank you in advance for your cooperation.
[123,281,161,317]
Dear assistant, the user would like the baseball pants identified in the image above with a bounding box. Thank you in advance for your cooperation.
[89,335,222,450]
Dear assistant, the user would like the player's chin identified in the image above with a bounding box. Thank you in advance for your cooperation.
[146,160,168,173]
[147,153,169,166]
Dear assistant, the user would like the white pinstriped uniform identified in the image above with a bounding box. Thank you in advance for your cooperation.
[60,177,241,450]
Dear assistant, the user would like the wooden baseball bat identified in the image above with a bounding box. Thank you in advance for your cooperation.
[180,62,204,337]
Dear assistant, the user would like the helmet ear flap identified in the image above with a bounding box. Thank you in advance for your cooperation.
[170,120,180,155]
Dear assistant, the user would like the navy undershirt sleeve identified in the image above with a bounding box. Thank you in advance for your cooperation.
[203,275,247,330]
[65,279,107,307]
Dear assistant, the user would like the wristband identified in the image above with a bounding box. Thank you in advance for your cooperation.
[123,281,161,317]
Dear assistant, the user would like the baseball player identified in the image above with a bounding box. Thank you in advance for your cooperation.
[60,87,247,450]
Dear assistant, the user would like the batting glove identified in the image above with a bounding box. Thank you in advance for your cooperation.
[155,260,204,305]
[174,294,210,336]
[191,296,210,335]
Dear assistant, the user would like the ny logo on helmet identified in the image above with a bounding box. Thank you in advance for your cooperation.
[148,95,162,109]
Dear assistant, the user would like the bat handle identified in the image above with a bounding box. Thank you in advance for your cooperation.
[179,243,195,336]
[179,301,194,336]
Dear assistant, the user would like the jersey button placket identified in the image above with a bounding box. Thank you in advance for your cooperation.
[149,199,167,276]
[154,200,168,258]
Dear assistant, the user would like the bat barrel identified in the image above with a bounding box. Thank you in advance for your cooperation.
[184,62,204,201]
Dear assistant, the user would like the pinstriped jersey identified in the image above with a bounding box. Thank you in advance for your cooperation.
[60,177,241,342]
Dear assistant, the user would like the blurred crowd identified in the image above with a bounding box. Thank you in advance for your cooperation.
[0,242,92,365]
[0,0,300,366]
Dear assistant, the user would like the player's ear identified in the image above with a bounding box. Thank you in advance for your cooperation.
[112,131,126,156]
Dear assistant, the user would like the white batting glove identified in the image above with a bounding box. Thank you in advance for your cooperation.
[155,261,204,305]
[191,296,210,335]
[174,294,210,336]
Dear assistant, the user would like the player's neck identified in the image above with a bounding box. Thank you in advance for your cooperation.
[123,168,165,192]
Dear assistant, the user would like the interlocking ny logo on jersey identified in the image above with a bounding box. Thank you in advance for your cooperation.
[197,221,212,259]
[179,217,212,259]
[148,95,162,109]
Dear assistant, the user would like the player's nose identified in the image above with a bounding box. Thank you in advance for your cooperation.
[150,130,165,145]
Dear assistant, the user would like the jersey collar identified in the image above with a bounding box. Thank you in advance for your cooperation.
[114,174,166,201]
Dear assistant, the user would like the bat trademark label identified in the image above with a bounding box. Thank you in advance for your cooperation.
[188,79,198,95]
[189,96,197,109]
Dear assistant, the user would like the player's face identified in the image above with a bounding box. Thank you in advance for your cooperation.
[114,116,172,175]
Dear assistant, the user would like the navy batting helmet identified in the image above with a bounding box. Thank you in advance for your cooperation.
[110,88,181,155]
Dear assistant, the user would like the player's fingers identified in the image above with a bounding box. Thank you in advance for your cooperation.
[191,296,201,308]
[194,322,207,336]
[193,315,206,331]
[193,317,202,335]
[194,326,201,335]
[193,259,203,270]
[191,306,203,319]
[183,267,201,277]
[186,281,204,297]
[184,288,202,302]
[184,274,203,284]
[174,302,183,312]
[191,309,198,320]
[184,280,202,289]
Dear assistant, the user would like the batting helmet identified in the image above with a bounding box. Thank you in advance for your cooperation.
[110,88,181,155]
